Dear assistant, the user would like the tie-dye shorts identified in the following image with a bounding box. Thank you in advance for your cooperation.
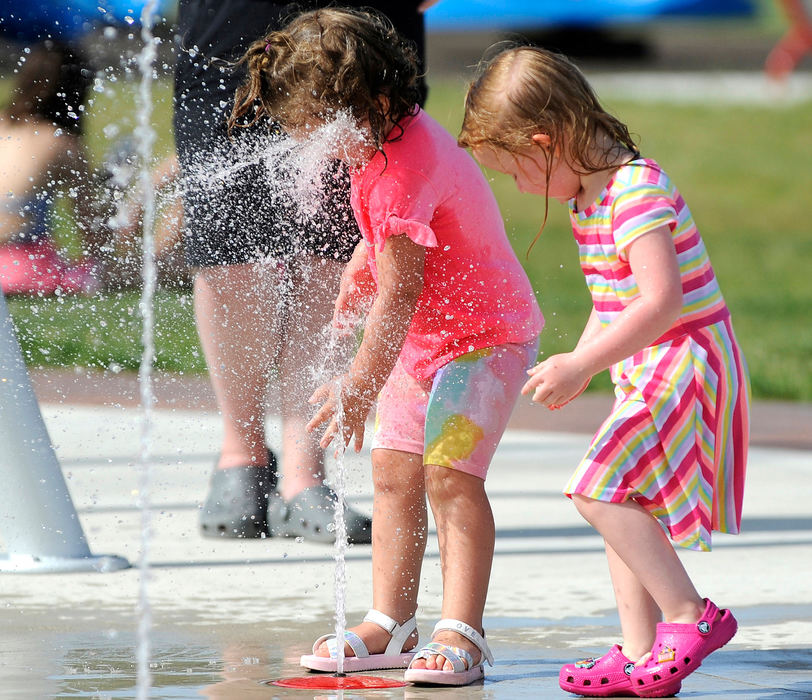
[371,339,538,480]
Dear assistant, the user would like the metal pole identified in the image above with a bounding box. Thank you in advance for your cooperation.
[0,292,129,573]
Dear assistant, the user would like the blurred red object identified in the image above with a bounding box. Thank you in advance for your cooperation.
[0,240,99,296]
[765,0,812,79]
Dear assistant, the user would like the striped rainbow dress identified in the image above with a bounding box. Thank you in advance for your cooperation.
[564,159,750,551]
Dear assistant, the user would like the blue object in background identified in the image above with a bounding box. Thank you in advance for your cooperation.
[424,0,755,32]
[0,0,172,41]
[1,0,756,40]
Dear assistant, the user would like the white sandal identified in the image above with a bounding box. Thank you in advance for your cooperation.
[403,618,494,686]
[300,609,417,672]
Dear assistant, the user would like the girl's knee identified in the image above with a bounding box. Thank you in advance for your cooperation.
[371,449,423,494]
[571,493,608,521]
[424,464,485,502]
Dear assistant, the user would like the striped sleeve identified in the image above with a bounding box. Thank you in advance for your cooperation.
[611,182,677,262]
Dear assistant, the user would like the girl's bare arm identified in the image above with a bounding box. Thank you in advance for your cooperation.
[524,226,682,406]
[347,234,425,392]
[308,233,425,450]
[332,239,376,330]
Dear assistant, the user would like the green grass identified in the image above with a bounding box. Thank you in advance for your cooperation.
[5,77,812,400]
[8,291,206,373]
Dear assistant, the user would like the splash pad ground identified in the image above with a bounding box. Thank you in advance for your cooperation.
[0,377,810,698]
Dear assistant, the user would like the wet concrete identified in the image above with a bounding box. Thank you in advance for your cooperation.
[0,399,810,698]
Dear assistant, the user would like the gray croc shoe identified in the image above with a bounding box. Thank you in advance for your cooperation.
[267,485,372,544]
[199,451,278,539]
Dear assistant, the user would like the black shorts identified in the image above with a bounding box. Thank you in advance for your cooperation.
[174,59,360,267]
[172,0,426,268]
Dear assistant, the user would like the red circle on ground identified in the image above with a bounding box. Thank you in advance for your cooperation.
[268,674,408,689]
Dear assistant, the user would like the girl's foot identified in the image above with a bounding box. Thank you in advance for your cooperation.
[408,628,481,671]
[560,644,664,697]
[299,610,417,672]
[313,619,418,659]
[630,599,737,697]
[404,619,494,686]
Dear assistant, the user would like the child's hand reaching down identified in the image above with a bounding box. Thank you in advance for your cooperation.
[522,353,591,410]
[307,375,376,452]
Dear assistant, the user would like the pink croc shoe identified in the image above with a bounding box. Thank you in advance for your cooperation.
[560,644,656,697]
[630,599,737,697]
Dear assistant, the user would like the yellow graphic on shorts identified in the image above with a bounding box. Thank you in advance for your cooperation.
[456,348,493,363]
[425,414,484,466]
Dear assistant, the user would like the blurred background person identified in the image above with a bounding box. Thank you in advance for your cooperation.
[765,0,812,79]
[175,0,432,543]
[0,40,108,296]
[105,150,192,290]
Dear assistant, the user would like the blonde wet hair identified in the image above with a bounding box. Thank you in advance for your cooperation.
[459,46,638,242]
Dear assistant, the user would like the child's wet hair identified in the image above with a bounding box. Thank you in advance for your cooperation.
[459,45,637,170]
[229,7,421,150]
[459,45,638,250]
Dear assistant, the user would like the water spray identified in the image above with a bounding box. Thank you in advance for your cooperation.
[268,317,406,691]
[133,1,159,698]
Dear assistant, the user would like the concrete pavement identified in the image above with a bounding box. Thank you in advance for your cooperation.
[0,389,810,698]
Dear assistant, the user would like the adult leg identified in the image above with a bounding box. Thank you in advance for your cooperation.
[266,254,371,542]
[194,262,283,470]
[572,495,705,630]
[315,447,425,656]
[273,255,346,499]
[410,466,494,671]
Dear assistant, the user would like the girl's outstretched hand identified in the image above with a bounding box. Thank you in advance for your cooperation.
[306,376,376,453]
[522,353,591,410]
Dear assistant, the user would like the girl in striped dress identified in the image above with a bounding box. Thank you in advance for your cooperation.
[459,46,750,697]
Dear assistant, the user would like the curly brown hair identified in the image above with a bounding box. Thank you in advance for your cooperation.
[228,6,421,151]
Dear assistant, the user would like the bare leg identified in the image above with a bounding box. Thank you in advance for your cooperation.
[193,263,283,469]
[410,465,494,671]
[316,448,425,656]
[274,255,347,500]
[572,495,705,638]
[605,542,661,661]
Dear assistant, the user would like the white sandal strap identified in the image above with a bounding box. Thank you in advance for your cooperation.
[315,631,369,659]
[412,641,471,672]
[342,631,369,659]
[363,609,399,634]
[432,618,494,666]
[311,633,332,655]
[363,609,418,656]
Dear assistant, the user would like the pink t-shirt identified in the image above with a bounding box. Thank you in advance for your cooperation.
[350,109,543,380]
